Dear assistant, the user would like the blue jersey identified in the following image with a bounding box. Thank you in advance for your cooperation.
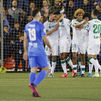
[24,20,46,56]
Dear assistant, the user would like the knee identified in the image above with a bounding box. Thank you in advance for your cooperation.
[31,68,37,72]
[42,67,49,73]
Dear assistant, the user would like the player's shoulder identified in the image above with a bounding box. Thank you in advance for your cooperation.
[44,20,49,25]
[63,18,70,22]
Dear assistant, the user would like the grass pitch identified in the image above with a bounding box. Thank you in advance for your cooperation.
[0,72,101,101]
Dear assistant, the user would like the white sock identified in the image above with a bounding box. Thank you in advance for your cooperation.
[50,61,56,74]
[48,59,51,70]
[61,60,67,74]
[89,58,100,74]
[73,65,77,73]
[66,57,73,69]
[89,63,93,74]
[81,65,85,74]
[78,60,81,69]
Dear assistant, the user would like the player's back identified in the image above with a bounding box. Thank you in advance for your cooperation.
[88,18,101,45]
[24,20,46,56]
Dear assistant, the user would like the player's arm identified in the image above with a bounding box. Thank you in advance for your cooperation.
[23,32,28,60]
[73,20,88,28]
[43,36,52,52]
[46,23,59,35]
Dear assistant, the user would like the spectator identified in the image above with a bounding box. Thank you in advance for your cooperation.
[0,8,10,29]
[14,34,26,72]
[52,0,62,11]
[28,1,36,16]
[8,0,24,22]
[81,0,93,13]
[65,0,76,20]
[41,0,50,23]
[6,0,29,11]
[96,4,101,20]
[3,25,12,59]
[27,15,33,23]
[10,21,22,52]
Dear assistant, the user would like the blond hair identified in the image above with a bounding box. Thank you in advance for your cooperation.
[74,8,85,17]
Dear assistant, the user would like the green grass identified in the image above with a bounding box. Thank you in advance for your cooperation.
[0,72,101,101]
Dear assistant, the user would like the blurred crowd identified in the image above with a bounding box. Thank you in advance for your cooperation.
[0,0,101,72]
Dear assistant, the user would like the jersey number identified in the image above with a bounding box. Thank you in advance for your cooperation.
[93,24,101,33]
[28,29,36,41]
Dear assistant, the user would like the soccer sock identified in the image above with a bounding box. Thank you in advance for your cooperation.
[78,60,81,69]
[73,65,77,73]
[29,72,36,84]
[94,58,101,73]
[61,60,67,74]
[33,70,47,86]
[89,58,99,74]
[89,63,93,74]
[66,57,73,69]
[50,59,56,74]
[81,65,85,74]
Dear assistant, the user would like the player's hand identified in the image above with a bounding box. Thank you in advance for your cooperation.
[49,48,52,53]
[83,19,88,24]
[23,51,28,61]
[57,14,65,22]
[54,22,59,31]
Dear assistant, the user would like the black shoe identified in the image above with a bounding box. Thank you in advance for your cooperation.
[81,74,85,77]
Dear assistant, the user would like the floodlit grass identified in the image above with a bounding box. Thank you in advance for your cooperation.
[0,72,101,101]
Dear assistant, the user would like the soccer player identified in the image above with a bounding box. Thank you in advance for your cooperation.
[23,9,52,97]
[44,9,59,78]
[71,9,88,77]
[54,11,73,77]
[87,9,101,77]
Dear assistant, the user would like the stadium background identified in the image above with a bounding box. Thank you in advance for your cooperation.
[0,0,101,72]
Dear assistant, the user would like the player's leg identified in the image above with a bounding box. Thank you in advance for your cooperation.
[87,44,101,77]
[66,54,73,70]
[60,53,68,77]
[78,54,82,76]
[87,62,93,77]
[48,42,58,77]
[33,55,49,86]
[80,54,86,77]
[48,56,57,77]
[29,56,38,85]
[72,42,78,77]
[88,55,100,77]
[29,55,49,97]
[45,45,52,70]
[72,52,78,77]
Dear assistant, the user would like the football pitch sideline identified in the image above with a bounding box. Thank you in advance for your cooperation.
[0,72,101,101]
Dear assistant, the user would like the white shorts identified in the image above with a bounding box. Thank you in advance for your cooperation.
[72,40,87,54]
[87,44,100,55]
[45,40,58,56]
[59,38,71,53]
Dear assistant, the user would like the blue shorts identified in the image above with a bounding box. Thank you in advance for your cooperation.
[29,55,48,68]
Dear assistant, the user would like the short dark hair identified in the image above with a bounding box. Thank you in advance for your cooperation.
[49,7,55,15]
[92,9,99,16]
[83,12,90,19]
[54,10,60,15]
[32,9,40,17]
[3,25,8,27]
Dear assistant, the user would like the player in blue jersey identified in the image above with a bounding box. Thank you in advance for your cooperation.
[23,9,52,97]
